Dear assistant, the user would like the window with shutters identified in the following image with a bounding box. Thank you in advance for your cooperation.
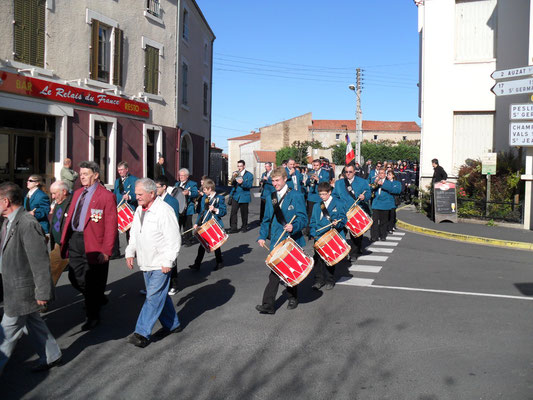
[13,0,46,68]
[182,9,189,41]
[181,62,188,106]
[90,19,123,86]
[203,82,208,116]
[144,45,159,95]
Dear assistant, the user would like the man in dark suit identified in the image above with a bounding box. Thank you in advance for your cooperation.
[24,174,50,235]
[0,182,62,373]
[228,160,253,233]
[48,181,72,285]
[61,161,118,330]
[155,156,166,179]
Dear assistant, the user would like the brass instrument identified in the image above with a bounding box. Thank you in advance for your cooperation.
[231,170,241,186]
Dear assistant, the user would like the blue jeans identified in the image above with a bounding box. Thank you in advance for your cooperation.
[135,270,180,339]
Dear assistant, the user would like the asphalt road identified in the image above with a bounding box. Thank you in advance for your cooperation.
[1,189,532,400]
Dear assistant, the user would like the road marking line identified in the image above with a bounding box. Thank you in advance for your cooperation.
[371,241,398,247]
[368,247,394,253]
[349,265,382,273]
[347,282,533,301]
[253,193,261,198]
[386,237,402,241]
[337,277,374,286]
[392,232,405,236]
[358,255,389,262]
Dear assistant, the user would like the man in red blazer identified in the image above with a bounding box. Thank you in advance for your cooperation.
[61,161,117,330]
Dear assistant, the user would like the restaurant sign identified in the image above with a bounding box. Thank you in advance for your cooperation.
[0,71,149,118]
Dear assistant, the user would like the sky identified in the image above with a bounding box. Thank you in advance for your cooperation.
[196,0,420,152]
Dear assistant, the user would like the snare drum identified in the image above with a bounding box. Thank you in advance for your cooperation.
[117,203,135,233]
[265,238,314,287]
[346,204,373,237]
[195,218,228,252]
[314,229,351,266]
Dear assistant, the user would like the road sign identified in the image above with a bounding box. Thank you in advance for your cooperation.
[510,103,533,120]
[481,152,497,175]
[491,78,533,96]
[491,66,533,80]
[509,122,533,146]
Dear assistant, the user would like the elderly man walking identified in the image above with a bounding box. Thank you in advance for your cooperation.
[0,182,62,373]
[125,178,182,348]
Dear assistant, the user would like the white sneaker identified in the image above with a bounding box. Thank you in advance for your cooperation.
[139,289,147,295]
[168,288,178,296]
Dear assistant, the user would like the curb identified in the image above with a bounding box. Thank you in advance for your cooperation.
[396,217,533,252]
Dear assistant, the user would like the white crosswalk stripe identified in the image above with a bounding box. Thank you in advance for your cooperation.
[371,241,398,247]
[368,247,394,253]
[349,264,382,273]
[391,232,405,236]
[386,237,402,241]
[337,277,374,286]
[357,255,389,262]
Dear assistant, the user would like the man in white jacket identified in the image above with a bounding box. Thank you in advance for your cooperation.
[125,178,182,348]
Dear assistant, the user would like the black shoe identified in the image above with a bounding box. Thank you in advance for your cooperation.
[81,318,100,331]
[324,282,335,290]
[387,230,394,234]
[240,226,249,233]
[183,242,193,247]
[188,263,200,270]
[255,304,275,314]
[214,262,224,271]
[152,325,183,340]
[127,333,149,348]
[227,229,239,234]
[287,299,299,310]
[31,357,62,372]
[312,282,325,291]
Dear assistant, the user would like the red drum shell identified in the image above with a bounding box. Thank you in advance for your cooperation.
[346,204,373,237]
[117,203,135,233]
[265,238,314,287]
[314,228,351,266]
[195,218,228,252]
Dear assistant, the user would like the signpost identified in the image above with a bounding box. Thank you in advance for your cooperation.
[510,103,533,120]
[433,182,457,223]
[491,65,533,80]
[481,153,497,217]
[491,77,533,97]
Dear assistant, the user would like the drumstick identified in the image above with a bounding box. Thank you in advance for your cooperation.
[201,197,219,224]
[354,190,367,206]
[316,219,341,233]
[260,242,270,252]
[272,215,297,249]
[117,191,130,208]
[182,226,196,235]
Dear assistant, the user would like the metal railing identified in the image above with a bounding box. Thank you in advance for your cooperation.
[146,0,161,18]
[457,198,524,223]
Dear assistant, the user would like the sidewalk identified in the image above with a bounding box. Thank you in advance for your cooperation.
[396,205,533,251]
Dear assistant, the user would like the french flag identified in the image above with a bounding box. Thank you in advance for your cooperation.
[345,134,355,165]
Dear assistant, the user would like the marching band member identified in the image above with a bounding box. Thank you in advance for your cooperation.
[113,162,138,257]
[175,168,199,247]
[189,178,226,271]
[259,162,274,222]
[332,162,370,260]
[306,159,331,233]
[285,158,304,195]
[24,174,50,235]
[256,167,307,314]
[370,168,401,242]
[228,160,253,233]
[309,182,347,291]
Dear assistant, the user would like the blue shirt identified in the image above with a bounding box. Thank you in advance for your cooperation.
[71,182,99,231]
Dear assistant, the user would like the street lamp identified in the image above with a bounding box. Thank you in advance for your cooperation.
[348,72,362,164]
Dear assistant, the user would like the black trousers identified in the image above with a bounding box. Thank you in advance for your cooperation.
[180,214,193,243]
[388,209,397,231]
[306,201,315,233]
[262,271,297,307]
[169,257,179,290]
[230,202,248,230]
[195,246,223,266]
[68,232,109,320]
[260,198,266,222]
[313,252,335,284]
[371,209,390,241]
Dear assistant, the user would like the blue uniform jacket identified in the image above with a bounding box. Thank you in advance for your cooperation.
[309,197,347,240]
[258,188,307,251]
[306,169,332,203]
[196,194,227,228]
[333,176,370,212]
[174,180,199,216]
[24,189,50,234]
[285,167,304,193]
[368,169,379,185]
[371,180,402,210]
[114,175,138,208]
[162,193,180,221]
[260,172,275,200]
[230,170,253,203]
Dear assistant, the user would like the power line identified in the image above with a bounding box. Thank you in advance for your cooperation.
[214,52,355,70]
[214,68,349,83]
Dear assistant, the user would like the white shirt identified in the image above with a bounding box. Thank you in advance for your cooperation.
[321,196,332,219]
[27,187,38,198]
[277,184,288,202]
[125,197,181,271]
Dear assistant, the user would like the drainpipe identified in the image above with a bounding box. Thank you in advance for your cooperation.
[175,0,181,180]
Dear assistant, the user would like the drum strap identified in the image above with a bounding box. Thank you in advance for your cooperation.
[320,202,331,221]
[271,190,290,226]
[344,178,357,201]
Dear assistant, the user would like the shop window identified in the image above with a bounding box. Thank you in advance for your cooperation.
[94,121,109,184]
[13,0,45,68]
[144,45,159,95]
[90,20,123,85]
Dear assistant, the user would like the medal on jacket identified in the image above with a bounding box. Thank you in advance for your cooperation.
[90,209,103,222]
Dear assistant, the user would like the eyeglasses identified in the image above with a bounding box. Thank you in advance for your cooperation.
[27,179,37,183]
[345,170,355,174]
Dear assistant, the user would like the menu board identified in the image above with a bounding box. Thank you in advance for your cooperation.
[434,182,457,223]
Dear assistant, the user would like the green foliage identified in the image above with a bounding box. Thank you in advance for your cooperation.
[275,146,298,166]
[275,140,323,166]
[331,142,347,165]
[329,141,420,166]
[486,219,496,227]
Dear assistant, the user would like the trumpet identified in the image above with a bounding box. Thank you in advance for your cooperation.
[231,170,242,185]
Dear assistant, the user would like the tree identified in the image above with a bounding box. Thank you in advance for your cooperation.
[275,146,298,166]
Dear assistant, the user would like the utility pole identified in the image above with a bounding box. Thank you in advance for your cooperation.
[355,68,363,164]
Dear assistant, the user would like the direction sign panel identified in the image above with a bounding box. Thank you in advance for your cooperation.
[491,66,533,80]
[492,78,533,96]
[510,103,533,120]
[509,122,533,146]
